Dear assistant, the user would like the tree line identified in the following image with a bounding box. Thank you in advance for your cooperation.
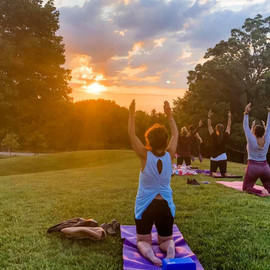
[0,1,269,162]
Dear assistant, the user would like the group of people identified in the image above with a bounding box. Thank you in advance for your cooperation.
[176,109,232,177]
[128,100,270,266]
[176,121,203,166]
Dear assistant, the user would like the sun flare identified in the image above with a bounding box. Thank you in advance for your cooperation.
[83,82,106,94]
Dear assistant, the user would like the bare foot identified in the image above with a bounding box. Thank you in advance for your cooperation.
[146,249,162,266]
[165,246,175,259]
[152,257,162,267]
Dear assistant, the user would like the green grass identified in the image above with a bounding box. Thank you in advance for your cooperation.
[0,150,269,270]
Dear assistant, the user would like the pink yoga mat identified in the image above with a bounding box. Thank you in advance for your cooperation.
[121,224,204,270]
[216,181,266,197]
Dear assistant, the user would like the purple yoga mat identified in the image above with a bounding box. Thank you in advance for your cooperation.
[121,225,204,270]
[216,181,266,197]
[195,169,210,174]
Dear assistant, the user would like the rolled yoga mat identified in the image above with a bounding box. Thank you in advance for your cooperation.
[121,224,204,270]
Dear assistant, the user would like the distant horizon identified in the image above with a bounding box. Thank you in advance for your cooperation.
[71,86,186,112]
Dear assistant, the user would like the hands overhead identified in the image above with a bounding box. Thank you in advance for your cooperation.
[208,109,213,118]
[244,103,251,114]
[129,99,135,116]
[163,100,172,118]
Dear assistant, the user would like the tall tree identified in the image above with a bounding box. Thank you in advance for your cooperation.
[173,14,270,157]
[1,133,20,155]
[0,0,71,147]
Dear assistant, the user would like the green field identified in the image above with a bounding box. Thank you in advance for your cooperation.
[0,150,269,270]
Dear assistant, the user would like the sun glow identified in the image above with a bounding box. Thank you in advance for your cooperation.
[83,82,106,94]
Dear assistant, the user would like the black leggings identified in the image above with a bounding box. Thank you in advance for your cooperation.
[177,156,191,166]
[210,160,227,176]
[135,199,174,237]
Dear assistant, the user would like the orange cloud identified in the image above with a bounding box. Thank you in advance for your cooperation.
[112,65,160,83]
[70,55,107,90]
[128,42,144,58]
[120,65,146,77]
[154,38,166,48]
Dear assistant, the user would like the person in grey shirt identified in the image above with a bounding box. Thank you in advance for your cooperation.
[243,103,270,196]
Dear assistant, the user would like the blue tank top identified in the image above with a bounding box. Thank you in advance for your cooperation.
[135,151,175,219]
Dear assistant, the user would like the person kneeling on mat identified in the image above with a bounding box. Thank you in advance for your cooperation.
[243,103,270,196]
[208,109,231,177]
[128,99,178,266]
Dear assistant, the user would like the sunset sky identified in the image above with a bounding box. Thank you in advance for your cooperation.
[55,0,270,112]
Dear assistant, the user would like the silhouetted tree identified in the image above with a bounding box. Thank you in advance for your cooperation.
[0,0,71,149]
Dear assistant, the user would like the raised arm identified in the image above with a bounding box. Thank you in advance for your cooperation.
[265,106,270,139]
[195,132,203,143]
[252,120,256,131]
[243,103,253,140]
[128,100,147,160]
[164,101,178,159]
[225,111,232,135]
[207,110,214,136]
[191,120,203,136]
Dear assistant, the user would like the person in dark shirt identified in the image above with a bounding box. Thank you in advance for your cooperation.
[208,110,231,177]
[189,125,203,162]
[176,121,203,166]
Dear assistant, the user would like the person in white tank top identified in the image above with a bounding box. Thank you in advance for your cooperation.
[128,100,178,266]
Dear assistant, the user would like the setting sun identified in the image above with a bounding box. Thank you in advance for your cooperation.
[83,82,106,94]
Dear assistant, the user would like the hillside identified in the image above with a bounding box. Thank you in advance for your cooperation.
[0,150,269,270]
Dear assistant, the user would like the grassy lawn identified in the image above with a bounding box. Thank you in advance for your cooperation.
[0,150,269,270]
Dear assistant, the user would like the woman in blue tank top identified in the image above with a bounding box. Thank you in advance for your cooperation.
[128,100,178,266]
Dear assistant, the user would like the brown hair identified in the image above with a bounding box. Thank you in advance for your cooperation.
[145,124,168,152]
[254,125,265,138]
[215,124,225,142]
[180,126,190,137]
